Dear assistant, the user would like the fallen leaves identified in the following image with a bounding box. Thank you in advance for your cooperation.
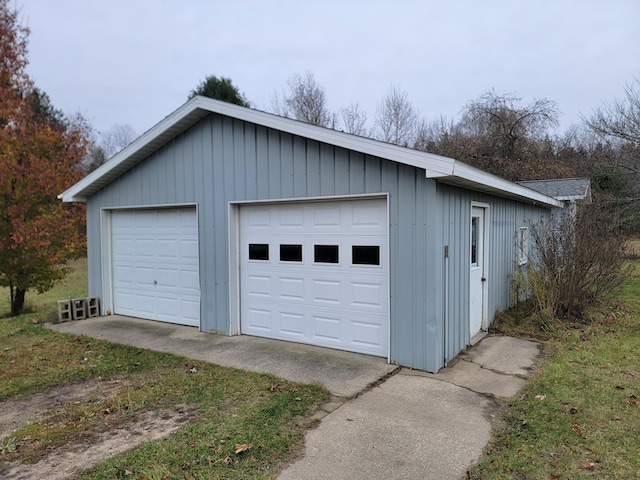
[234,443,252,454]
[571,424,583,437]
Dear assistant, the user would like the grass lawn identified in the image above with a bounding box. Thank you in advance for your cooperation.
[468,262,640,479]
[0,260,328,479]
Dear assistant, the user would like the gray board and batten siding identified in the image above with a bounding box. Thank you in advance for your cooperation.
[73,97,558,373]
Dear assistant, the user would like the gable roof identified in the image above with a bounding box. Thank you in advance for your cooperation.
[59,96,561,207]
[517,178,592,203]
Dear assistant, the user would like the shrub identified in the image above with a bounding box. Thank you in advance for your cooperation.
[524,204,632,318]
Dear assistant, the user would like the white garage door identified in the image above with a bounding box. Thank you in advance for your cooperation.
[240,198,389,357]
[111,208,200,327]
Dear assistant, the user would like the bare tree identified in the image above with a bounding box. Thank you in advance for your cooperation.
[413,116,457,153]
[374,85,418,146]
[81,142,107,173]
[271,72,334,127]
[101,123,137,158]
[79,123,137,173]
[461,90,559,159]
[340,102,368,136]
[585,76,640,148]
[584,76,640,230]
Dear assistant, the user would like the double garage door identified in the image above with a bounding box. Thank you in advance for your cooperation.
[111,208,200,327]
[240,198,389,357]
[109,198,389,357]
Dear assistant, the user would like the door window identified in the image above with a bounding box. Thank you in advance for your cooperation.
[471,217,478,266]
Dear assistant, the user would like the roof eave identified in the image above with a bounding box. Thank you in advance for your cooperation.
[59,96,560,208]
[426,161,562,208]
[59,97,212,203]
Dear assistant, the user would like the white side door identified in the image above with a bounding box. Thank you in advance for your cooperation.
[469,206,487,341]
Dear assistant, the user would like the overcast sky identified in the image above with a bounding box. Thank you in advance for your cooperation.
[19,0,639,139]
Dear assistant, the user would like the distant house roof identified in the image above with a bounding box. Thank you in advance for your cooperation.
[517,178,592,203]
[59,96,561,208]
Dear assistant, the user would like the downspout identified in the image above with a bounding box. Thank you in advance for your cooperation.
[443,244,449,365]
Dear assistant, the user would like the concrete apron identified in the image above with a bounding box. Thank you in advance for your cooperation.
[46,315,397,398]
[47,317,541,480]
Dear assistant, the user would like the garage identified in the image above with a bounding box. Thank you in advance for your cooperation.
[111,208,200,327]
[239,198,389,357]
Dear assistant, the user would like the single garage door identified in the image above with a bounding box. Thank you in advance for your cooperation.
[240,198,389,357]
[111,208,200,326]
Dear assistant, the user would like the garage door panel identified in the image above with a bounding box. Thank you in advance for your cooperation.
[313,204,341,227]
[134,239,155,256]
[180,299,200,324]
[312,279,342,305]
[157,268,179,287]
[280,311,305,336]
[279,277,305,300]
[180,239,199,259]
[133,294,156,315]
[278,206,305,227]
[240,199,388,357]
[180,271,201,291]
[112,208,200,327]
[245,308,272,331]
[351,203,386,228]
[246,274,271,297]
[156,297,179,317]
[312,314,342,342]
[350,281,385,309]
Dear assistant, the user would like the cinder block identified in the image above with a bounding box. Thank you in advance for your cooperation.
[72,298,87,320]
[87,297,99,317]
[57,299,72,322]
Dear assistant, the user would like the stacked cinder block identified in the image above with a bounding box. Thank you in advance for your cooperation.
[57,297,99,322]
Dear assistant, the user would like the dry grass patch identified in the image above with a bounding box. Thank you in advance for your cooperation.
[1,261,329,479]
[469,264,640,479]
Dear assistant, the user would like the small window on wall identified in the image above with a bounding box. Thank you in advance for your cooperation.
[314,245,339,264]
[280,244,302,262]
[248,243,269,261]
[352,245,380,265]
[518,227,529,265]
[471,216,478,266]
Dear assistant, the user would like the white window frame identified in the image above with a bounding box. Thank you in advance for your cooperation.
[518,227,529,265]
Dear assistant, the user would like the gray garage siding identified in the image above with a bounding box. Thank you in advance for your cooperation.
[438,183,548,364]
[86,112,445,371]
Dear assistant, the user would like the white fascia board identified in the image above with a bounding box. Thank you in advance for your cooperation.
[195,96,456,174]
[59,98,209,203]
[60,96,457,203]
[59,95,557,208]
[436,160,562,207]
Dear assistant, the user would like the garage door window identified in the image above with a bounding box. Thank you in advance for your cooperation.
[352,245,380,266]
[314,244,339,264]
[249,243,269,261]
[280,244,302,262]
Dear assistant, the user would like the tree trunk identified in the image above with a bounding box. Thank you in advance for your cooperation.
[10,284,26,317]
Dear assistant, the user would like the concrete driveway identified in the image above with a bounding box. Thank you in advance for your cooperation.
[48,316,541,479]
